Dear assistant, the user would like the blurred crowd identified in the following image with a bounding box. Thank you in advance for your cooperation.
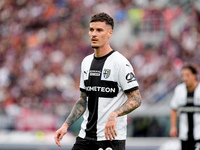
[0,0,200,131]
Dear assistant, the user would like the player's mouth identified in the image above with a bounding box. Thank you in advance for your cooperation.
[92,39,98,42]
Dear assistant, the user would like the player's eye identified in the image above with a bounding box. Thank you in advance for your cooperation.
[89,28,94,32]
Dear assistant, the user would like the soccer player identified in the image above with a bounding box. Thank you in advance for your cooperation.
[170,63,200,150]
[54,12,142,150]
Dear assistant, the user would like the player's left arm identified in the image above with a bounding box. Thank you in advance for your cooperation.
[114,89,141,116]
[105,89,141,141]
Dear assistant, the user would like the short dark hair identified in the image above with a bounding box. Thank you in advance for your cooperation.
[182,63,198,75]
[89,12,114,29]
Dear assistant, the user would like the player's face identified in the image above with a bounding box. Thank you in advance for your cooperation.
[181,68,197,87]
[89,21,113,49]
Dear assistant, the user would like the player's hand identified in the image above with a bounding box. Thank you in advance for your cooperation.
[170,126,178,137]
[105,112,118,141]
[54,123,68,147]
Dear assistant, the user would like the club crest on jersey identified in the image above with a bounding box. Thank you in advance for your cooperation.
[103,69,111,79]
[197,98,200,103]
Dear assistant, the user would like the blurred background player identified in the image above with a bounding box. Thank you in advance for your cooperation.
[170,63,200,150]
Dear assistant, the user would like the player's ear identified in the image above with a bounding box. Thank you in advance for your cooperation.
[108,29,113,37]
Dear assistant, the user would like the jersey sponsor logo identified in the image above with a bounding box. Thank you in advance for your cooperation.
[197,98,200,103]
[90,70,101,76]
[179,106,200,113]
[86,86,116,93]
[103,69,111,79]
[126,72,136,83]
[187,97,193,104]
[84,80,118,98]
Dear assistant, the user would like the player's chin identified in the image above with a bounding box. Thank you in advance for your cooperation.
[91,45,99,49]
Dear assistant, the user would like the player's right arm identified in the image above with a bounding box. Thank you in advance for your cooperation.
[170,109,178,137]
[54,91,87,147]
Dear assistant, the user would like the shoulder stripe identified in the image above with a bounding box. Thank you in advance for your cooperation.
[124,86,139,93]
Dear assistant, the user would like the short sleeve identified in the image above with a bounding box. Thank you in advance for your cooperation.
[170,87,179,110]
[118,59,139,93]
[80,60,86,92]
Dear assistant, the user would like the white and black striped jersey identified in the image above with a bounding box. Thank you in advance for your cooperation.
[79,50,139,141]
[170,83,200,141]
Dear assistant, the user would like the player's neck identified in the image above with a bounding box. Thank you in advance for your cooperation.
[94,45,112,58]
[187,81,198,92]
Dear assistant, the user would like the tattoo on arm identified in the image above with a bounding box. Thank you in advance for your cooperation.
[114,89,141,117]
[65,92,87,127]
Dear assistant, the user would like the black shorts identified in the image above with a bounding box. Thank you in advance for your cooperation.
[71,137,125,150]
[181,139,200,150]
